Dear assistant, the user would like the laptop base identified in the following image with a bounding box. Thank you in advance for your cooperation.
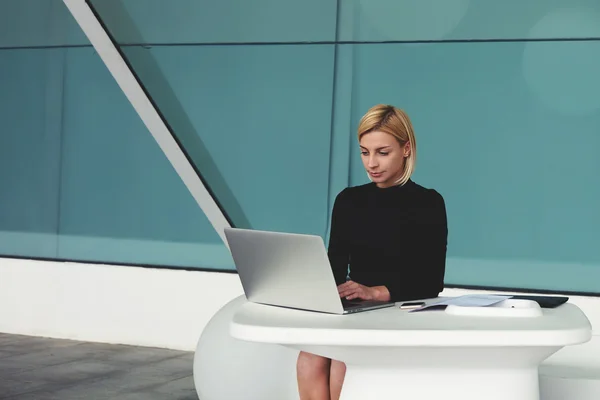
[342,299,395,314]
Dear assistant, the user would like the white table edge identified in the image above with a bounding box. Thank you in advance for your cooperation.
[230,321,592,347]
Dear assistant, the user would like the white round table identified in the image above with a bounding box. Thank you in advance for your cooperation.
[230,299,591,400]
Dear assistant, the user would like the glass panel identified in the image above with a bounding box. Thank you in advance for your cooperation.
[57,47,234,269]
[89,0,337,44]
[0,48,63,258]
[1,1,336,270]
[122,44,336,235]
[338,0,600,42]
[0,0,89,48]
[346,40,600,292]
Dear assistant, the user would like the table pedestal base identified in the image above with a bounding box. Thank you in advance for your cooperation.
[341,366,540,400]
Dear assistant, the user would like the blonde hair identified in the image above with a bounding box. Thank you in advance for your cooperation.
[357,104,417,186]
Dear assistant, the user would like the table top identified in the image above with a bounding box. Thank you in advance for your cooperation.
[230,299,592,347]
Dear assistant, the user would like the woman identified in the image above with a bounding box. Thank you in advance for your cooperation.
[296,104,448,400]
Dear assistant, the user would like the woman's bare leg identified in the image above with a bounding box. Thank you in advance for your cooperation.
[330,360,347,400]
[297,351,332,400]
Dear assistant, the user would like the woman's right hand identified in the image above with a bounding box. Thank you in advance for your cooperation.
[337,280,390,302]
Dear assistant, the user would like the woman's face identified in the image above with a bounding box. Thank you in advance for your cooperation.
[359,131,409,188]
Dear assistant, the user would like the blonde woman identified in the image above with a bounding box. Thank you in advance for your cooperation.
[296,104,448,400]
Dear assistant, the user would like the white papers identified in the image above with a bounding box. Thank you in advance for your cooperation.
[410,294,512,312]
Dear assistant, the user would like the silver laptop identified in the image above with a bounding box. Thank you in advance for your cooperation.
[223,227,395,314]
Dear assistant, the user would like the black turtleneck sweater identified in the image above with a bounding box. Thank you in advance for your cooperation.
[328,179,448,302]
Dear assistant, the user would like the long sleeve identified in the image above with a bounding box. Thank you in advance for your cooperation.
[424,191,448,293]
[327,189,350,286]
[385,190,448,302]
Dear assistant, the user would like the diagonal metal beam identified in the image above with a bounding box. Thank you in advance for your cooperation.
[62,0,231,247]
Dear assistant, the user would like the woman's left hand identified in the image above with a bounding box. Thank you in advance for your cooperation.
[337,281,391,301]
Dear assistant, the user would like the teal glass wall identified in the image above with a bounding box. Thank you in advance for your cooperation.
[0,0,234,269]
[1,0,600,293]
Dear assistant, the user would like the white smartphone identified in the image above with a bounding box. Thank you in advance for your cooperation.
[399,301,425,310]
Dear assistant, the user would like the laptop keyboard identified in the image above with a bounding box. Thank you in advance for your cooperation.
[342,298,388,308]
[341,298,365,307]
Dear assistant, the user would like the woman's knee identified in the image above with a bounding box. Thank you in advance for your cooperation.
[297,351,331,377]
[330,359,346,375]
